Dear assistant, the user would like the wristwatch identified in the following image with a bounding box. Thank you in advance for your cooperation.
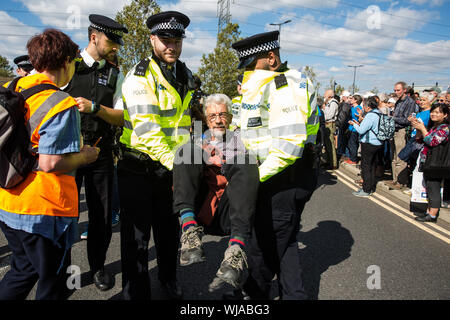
[91,102,101,114]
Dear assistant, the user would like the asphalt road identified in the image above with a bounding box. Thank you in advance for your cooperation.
[0,168,449,300]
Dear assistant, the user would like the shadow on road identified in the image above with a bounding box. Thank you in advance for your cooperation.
[298,220,354,300]
[315,169,338,190]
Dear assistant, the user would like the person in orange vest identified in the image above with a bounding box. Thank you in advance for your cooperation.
[0,29,99,300]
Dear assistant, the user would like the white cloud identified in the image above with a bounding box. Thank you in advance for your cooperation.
[0,11,40,64]
[180,29,216,72]
[17,0,131,29]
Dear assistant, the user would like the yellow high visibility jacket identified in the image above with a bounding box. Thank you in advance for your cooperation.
[120,56,194,170]
[230,95,242,131]
[239,68,319,182]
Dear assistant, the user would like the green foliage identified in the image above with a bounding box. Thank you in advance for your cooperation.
[302,65,321,93]
[197,23,242,99]
[115,0,160,76]
[0,55,14,77]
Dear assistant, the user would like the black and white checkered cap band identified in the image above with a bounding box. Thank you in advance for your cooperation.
[151,20,185,33]
[18,60,32,66]
[237,40,280,59]
[90,23,124,37]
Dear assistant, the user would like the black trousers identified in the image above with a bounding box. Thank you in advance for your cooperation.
[118,152,179,300]
[360,143,383,193]
[172,143,259,240]
[244,156,319,300]
[424,175,442,209]
[75,150,113,273]
[0,221,70,300]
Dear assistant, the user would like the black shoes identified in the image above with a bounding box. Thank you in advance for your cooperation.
[415,214,437,223]
[93,268,113,291]
[161,280,183,300]
[413,211,427,218]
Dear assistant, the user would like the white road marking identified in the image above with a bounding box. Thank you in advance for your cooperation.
[333,170,450,245]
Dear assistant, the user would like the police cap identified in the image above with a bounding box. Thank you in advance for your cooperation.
[232,31,280,69]
[89,14,128,45]
[146,11,190,39]
[13,55,33,70]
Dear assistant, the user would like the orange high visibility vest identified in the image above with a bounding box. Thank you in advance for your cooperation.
[0,74,79,217]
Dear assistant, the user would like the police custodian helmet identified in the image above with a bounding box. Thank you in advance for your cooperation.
[232,31,280,69]
[146,11,190,39]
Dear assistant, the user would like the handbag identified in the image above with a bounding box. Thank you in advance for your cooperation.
[422,140,450,178]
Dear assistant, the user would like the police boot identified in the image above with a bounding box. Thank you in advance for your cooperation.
[209,244,248,291]
[179,226,205,266]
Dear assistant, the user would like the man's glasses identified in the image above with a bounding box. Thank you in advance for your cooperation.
[438,99,446,102]
[207,112,230,121]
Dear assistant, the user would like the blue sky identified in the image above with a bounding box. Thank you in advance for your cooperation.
[1,0,449,95]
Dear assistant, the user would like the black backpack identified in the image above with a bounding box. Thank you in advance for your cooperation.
[0,77,59,189]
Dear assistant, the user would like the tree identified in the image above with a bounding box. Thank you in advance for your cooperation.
[349,85,360,94]
[0,55,14,77]
[371,86,379,95]
[197,23,242,98]
[115,0,160,76]
[324,77,345,96]
[302,65,321,93]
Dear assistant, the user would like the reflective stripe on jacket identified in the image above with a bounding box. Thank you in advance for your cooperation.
[120,57,193,170]
[239,68,319,182]
[0,74,79,217]
[230,95,242,131]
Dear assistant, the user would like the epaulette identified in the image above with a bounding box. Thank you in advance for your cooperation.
[274,74,288,89]
[134,58,150,77]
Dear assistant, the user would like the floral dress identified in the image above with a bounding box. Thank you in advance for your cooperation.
[419,123,450,164]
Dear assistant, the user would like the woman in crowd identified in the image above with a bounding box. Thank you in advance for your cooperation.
[0,29,99,299]
[349,96,383,197]
[410,103,449,223]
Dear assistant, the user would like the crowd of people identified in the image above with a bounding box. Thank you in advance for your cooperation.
[317,82,450,222]
[0,9,448,302]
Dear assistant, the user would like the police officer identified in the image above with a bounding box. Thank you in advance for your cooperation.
[64,14,127,291]
[118,11,194,300]
[13,55,34,76]
[228,31,320,299]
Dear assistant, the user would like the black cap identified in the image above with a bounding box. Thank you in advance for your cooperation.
[14,55,33,70]
[89,14,128,45]
[232,31,280,69]
[146,11,190,39]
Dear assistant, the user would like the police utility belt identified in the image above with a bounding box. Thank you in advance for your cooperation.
[120,144,168,175]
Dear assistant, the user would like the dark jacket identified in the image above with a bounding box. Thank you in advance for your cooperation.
[393,95,418,130]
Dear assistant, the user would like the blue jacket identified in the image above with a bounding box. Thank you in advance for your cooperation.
[353,109,383,146]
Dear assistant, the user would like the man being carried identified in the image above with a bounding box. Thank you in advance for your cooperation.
[173,93,259,291]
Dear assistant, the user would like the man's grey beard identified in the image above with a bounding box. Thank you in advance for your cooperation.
[211,128,226,139]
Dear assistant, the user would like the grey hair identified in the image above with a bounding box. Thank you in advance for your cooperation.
[203,93,232,115]
[419,91,434,103]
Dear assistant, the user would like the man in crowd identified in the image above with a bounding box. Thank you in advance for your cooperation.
[228,30,320,299]
[173,93,259,291]
[13,55,34,76]
[336,90,351,162]
[117,11,194,300]
[64,14,127,291]
[323,89,339,169]
[386,81,418,189]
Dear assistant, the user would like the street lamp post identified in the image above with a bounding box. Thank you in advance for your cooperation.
[348,65,363,94]
[269,20,291,46]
